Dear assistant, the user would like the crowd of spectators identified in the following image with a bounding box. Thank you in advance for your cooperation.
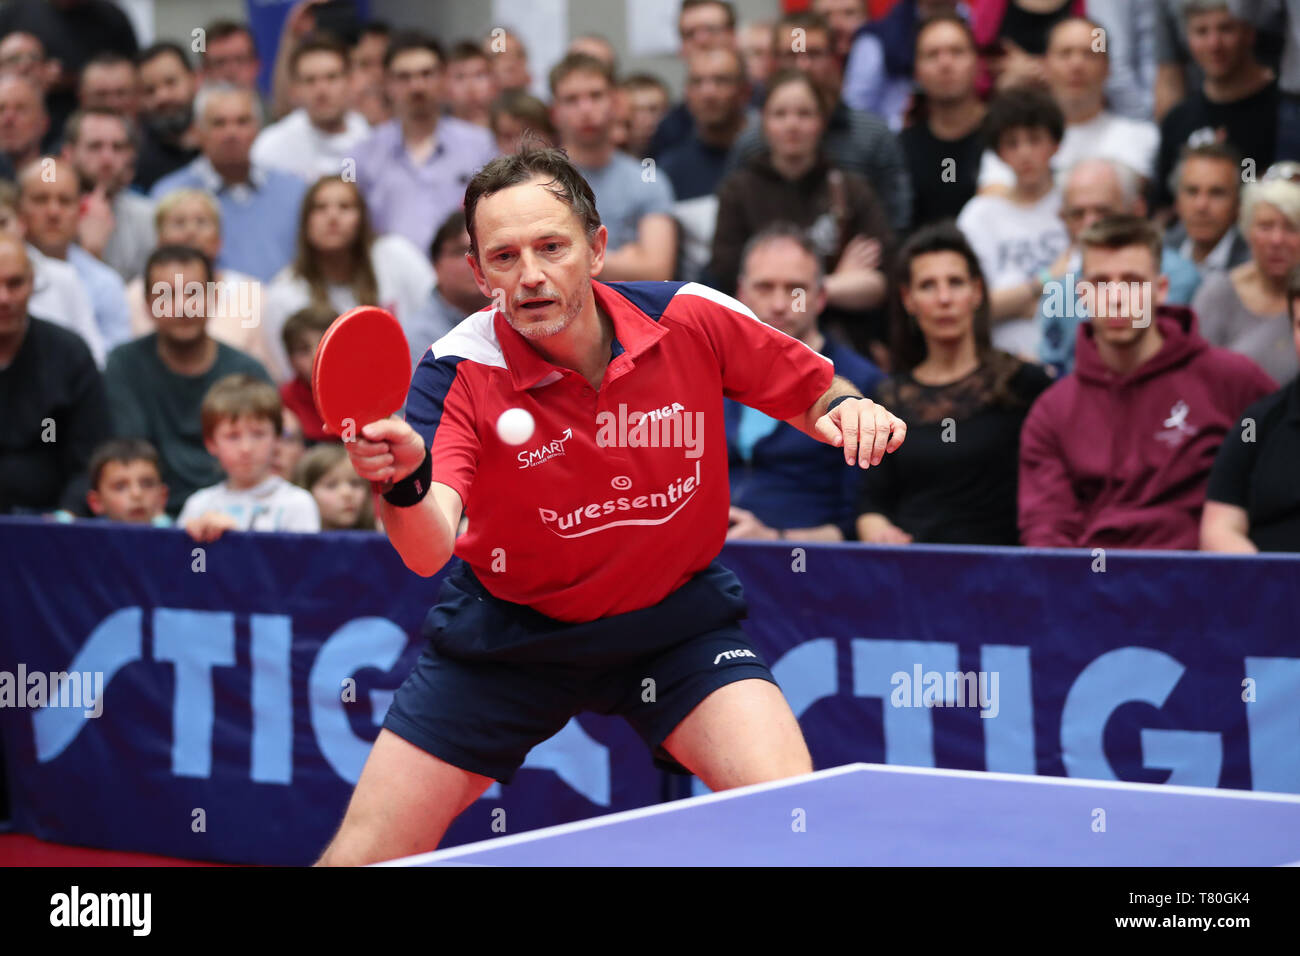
[0,0,1298,554]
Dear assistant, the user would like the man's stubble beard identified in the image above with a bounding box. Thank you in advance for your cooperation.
[504,277,590,340]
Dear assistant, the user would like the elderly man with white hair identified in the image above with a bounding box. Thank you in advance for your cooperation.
[1191,178,1300,384]
[1034,157,1202,375]
[149,83,307,281]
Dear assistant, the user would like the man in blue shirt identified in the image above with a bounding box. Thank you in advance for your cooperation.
[726,222,883,541]
[150,83,306,282]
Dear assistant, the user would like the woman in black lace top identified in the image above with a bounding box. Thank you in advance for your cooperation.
[856,223,1052,545]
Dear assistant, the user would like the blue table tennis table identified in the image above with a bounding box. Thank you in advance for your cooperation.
[382,763,1300,866]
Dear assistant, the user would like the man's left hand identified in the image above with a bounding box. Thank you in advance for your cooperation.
[814,397,906,468]
[727,506,780,541]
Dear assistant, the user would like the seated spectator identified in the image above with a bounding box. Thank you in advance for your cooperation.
[406,210,489,369]
[857,223,1050,545]
[62,108,156,283]
[444,41,496,130]
[620,73,671,158]
[662,46,751,283]
[263,175,434,381]
[197,20,263,101]
[550,53,677,281]
[726,223,883,542]
[251,34,370,184]
[179,373,320,539]
[105,244,273,515]
[1191,179,1300,384]
[278,305,334,443]
[0,0,138,140]
[17,156,131,352]
[977,17,1161,192]
[1036,158,1202,376]
[1019,214,1276,549]
[900,13,987,228]
[726,11,913,232]
[489,90,556,155]
[349,21,392,127]
[956,86,1070,357]
[1164,142,1252,277]
[483,27,531,96]
[274,407,307,480]
[134,43,200,191]
[1151,0,1278,212]
[837,0,913,129]
[660,47,751,202]
[0,233,107,514]
[294,442,375,531]
[150,83,308,283]
[126,188,272,372]
[650,0,740,159]
[0,73,49,178]
[352,32,497,257]
[78,51,138,118]
[0,179,103,365]
[0,32,59,126]
[1201,264,1300,552]
[85,437,170,525]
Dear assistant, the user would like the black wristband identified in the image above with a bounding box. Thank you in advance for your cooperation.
[382,445,432,508]
[827,394,860,414]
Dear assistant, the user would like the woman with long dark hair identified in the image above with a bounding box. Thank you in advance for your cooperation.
[263,175,433,382]
[856,222,1052,545]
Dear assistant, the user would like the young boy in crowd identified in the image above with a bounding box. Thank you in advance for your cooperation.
[956,87,1071,358]
[179,373,321,541]
[84,438,172,526]
[279,305,335,444]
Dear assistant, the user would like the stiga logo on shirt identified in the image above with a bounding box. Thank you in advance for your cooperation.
[538,461,702,536]
[517,428,574,469]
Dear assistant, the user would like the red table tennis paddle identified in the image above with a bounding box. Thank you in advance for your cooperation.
[311,306,412,500]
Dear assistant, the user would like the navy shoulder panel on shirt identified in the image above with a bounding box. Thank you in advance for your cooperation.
[405,352,471,441]
[602,281,689,322]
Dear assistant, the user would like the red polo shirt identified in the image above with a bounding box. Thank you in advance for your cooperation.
[404,280,834,622]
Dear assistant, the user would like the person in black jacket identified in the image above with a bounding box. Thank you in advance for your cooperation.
[0,233,108,514]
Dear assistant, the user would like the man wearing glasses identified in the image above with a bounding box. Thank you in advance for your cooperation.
[648,0,739,159]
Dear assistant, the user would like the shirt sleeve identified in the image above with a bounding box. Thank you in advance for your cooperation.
[1018,391,1086,547]
[676,285,835,421]
[282,489,321,532]
[976,150,1015,190]
[1206,406,1261,507]
[176,488,208,525]
[404,353,481,504]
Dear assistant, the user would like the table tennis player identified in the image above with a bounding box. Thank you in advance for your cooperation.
[315,142,906,865]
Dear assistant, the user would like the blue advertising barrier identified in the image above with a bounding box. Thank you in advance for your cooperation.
[1,519,1297,864]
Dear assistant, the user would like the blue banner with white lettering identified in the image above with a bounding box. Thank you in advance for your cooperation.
[1,520,1297,864]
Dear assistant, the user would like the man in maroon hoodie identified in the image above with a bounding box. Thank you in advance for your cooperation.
[1019,214,1275,549]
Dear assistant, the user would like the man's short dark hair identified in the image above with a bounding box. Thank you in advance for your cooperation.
[549,52,614,96]
[204,20,256,52]
[290,32,350,75]
[463,140,601,261]
[739,222,824,285]
[620,72,669,97]
[89,438,160,490]
[430,210,468,261]
[983,86,1065,150]
[1079,213,1164,270]
[383,31,444,71]
[83,51,135,73]
[1171,141,1244,195]
[680,0,736,29]
[137,42,193,73]
[359,20,391,41]
[447,40,490,66]
[145,243,213,286]
[915,12,977,56]
[281,304,336,355]
[64,107,136,152]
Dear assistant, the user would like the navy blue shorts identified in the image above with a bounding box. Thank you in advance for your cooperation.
[382,558,776,783]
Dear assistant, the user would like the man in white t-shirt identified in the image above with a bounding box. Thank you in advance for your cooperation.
[977,17,1161,193]
[251,34,370,184]
[179,374,320,539]
[957,87,1071,357]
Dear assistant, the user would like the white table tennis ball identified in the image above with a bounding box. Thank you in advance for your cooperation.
[496,407,535,445]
